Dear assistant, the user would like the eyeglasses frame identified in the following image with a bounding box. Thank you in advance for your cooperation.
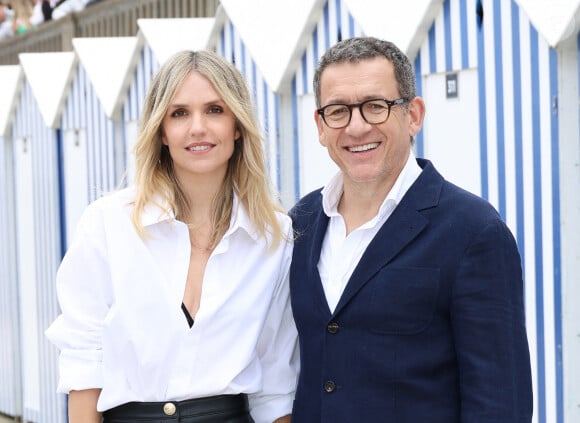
[316,97,408,129]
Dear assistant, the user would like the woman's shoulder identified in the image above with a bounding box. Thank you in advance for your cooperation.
[89,187,135,209]
[81,187,136,223]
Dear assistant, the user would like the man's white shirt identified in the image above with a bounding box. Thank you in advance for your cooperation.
[318,151,422,312]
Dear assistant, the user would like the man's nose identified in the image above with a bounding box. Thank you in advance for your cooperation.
[345,106,371,132]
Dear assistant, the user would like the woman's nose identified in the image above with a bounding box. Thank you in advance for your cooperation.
[188,113,207,135]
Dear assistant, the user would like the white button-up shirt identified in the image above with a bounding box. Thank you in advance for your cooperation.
[318,151,422,312]
[45,187,299,422]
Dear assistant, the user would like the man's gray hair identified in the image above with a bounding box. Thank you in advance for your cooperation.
[313,37,416,107]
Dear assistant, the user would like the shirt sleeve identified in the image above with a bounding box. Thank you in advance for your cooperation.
[45,203,113,393]
[248,225,300,423]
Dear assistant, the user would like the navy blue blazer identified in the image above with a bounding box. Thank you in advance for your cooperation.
[289,159,533,422]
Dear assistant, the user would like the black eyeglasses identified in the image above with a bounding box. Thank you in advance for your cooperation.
[317,98,408,129]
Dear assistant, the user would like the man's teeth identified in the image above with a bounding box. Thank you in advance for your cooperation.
[348,142,379,152]
[189,145,210,151]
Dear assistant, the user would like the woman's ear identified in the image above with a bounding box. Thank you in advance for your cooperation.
[160,130,168,146]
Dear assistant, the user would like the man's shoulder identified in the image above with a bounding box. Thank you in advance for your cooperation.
[289,188,324,224]
[288,189,324,229]
[440,179,499,217]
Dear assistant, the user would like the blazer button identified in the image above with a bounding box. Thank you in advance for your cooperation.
[327,322,339,334]
[163,402,176,416]
[324,380,336,393]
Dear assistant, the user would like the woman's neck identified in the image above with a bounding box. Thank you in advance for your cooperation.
[177,171,228,226]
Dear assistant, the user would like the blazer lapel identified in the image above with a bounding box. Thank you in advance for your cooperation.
[306,207,334,316]
[333,159,443,315]
[292,194,334,316]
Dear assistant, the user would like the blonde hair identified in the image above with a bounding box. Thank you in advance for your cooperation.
[132,50,284,248]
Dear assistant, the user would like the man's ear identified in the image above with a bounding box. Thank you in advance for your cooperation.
[314,110,327,147]
[407,96,426,137]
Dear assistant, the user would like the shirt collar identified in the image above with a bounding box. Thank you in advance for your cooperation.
[140,190,260,242]
[321,150,422,219]
[140,192,175,227]
[224,194,261,242]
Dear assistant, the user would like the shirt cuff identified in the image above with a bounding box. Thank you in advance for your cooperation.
[56,349,104,394]
[249,393,293,423]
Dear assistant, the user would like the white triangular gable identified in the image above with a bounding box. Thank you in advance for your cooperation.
[0,66,23,137]
[343,0,444,60]
[219,0,323,91]
[18,52,76,128]
[73,37,143,119]
[138,18,215,66]
[516,0,580,46]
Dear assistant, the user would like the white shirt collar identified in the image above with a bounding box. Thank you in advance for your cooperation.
[139,189,259,242]
[321,150,422,221]
[140,193,175,227]
[225,194,261,242]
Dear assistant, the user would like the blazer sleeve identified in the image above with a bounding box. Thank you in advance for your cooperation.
[450,218,533,422]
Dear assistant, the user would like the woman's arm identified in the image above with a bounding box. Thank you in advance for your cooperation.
[249,227,299,422]
[68,389,102,423]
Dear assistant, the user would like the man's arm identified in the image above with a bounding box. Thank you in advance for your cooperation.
[451,219,533,422]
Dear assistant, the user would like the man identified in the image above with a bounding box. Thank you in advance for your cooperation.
[289,37,533,422]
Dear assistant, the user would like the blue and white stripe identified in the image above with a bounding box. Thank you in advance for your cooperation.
[294,0,364,98]
[0,132,21,418]
[416,1,563,422]
[291,0,364,200]
[122,44,159,184]
[62,65,123,204]
[124,44,159,123]
[12,81,66,423]
[214,20,282,191]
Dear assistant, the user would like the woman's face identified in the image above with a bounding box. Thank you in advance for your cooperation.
[161,71,240,184]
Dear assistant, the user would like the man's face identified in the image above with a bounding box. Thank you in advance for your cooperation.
[315,56,424,193]
[0,6,6,23]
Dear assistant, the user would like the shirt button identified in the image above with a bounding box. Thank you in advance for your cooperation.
[163,402,176,416]
[324,380,336,393]
[327,322,339,334]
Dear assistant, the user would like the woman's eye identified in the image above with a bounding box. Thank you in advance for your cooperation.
[208,105,224,114]
[170,109,187,117]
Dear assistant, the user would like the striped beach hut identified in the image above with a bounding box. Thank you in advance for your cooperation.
[0,35,142,421]
[415,1,580,422]
[0,1,577,421]
[286,0,580,422]
[59,36,142,247]
[4,50,77,423]
[207,1,320,206]
[0,64,24,420]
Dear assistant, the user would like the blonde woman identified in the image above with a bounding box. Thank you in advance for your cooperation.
[46,50,298,423]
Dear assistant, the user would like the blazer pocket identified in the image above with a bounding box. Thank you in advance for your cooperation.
[368,266,439,335]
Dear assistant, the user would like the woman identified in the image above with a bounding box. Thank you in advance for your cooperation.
[46,50,298,423]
